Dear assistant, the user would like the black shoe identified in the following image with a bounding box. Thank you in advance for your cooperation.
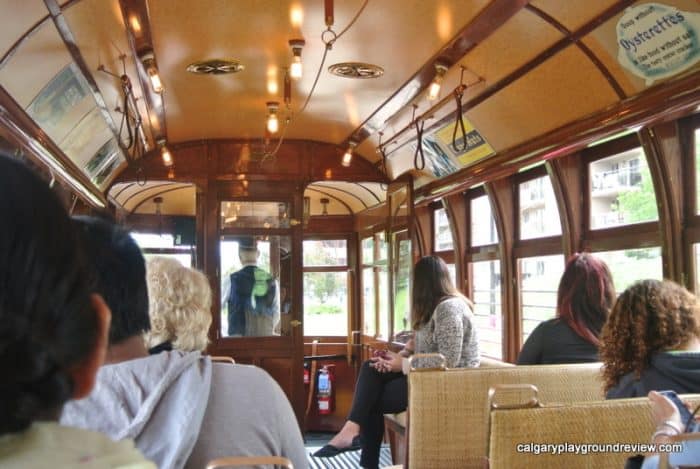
[312,436,362,458]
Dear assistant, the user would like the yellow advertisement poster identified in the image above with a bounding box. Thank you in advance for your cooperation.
[434,117,494,167]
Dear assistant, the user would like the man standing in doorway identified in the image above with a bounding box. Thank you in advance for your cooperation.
[227,237,280,336]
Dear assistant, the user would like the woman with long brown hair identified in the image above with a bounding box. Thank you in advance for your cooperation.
[601,279,700,398]
[314,255,480,469]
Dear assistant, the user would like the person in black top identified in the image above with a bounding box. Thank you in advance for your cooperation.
[517,253,615,365]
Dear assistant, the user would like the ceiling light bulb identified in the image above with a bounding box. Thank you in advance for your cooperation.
[428,78,442,101]
[428,62,448,101]
[266,101,280,134]
[129,16,142,35]
[267,113,279,133]
[289,39,305,80]
[290,56,302,79]
[148,67,164,93]
[141,50,164,93]
[342,147,353,167]
[161,146,173,167]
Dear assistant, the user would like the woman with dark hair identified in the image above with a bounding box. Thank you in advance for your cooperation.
[601,279,700,398]
[0,154,153,468]
[517,253,615,365]
[314,255,480,469]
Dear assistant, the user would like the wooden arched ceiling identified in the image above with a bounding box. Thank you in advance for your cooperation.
[0,0,699,208]
[110,180,195,215]
[304,181,386,215]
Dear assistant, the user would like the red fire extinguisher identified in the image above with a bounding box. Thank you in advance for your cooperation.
[317,364,335,414]
[303,362,310,385]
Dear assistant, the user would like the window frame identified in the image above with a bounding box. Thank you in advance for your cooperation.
[682,113,700,292]
[512,165,563,258]
[581,133,659,252]
[360,230,390,340]
[464,186,504,359]
[302,235,351,338]
[512,166,565,353]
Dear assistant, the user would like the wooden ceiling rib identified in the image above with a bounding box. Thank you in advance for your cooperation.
[341,0,529,150]
[0,15,51,69]
[355,183,383,204]
[129,184,191,213]
[311,183,370,209]
[120,181,180,207]
[525,3,626,99]
[118,0,167,143]
[305,187,353,214]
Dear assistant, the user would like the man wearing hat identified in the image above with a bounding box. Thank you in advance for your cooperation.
[227,237,280,336]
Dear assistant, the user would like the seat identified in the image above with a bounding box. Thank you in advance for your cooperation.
[406,362,605,468]
[487,391,700,469]
[206,455,293,468]
[210,356,236,364]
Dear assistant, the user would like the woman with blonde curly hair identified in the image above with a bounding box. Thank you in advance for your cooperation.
[601,279,700,398]
[145,257,212,354]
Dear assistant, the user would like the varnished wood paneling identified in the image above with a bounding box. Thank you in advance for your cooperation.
[444,194,467,291]
[302,342,358,432]
[547,155,583,258]
[642,124,685,282]
[113,139,387,187]
[486,178,516,361]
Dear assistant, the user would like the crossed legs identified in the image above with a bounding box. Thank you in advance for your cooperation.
[326,360,407,469]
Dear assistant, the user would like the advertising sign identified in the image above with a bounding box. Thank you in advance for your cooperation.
[617,3,700,84]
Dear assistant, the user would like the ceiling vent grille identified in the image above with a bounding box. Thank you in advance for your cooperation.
[328,62,384,79]
[186,59,245,75]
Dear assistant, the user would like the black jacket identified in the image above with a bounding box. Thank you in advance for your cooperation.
[607,351,700,398]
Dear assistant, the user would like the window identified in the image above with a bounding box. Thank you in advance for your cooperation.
[376,232,390,339]
[471,195,498,246]
[589,147,658,229]
[131,232,194,267]
[519,254,565,343]
[466,188,502,358]
[303,239,347,266]
[302,240,349,336]
[593,247,662,293]
[447,263,457,287]
[393,236,412,335]
[220,236,290,337]
[519,175,561,239]
[361,236,377,337]
[471,260,502,359]
[434,207,453,251]
[583,136,662,299]
[361,232,391,339]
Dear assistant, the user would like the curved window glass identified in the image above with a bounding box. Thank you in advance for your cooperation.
[589,147,658,229]
[519,176,561,239]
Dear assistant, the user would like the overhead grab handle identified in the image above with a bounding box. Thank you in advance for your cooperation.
[377,65,483,162]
